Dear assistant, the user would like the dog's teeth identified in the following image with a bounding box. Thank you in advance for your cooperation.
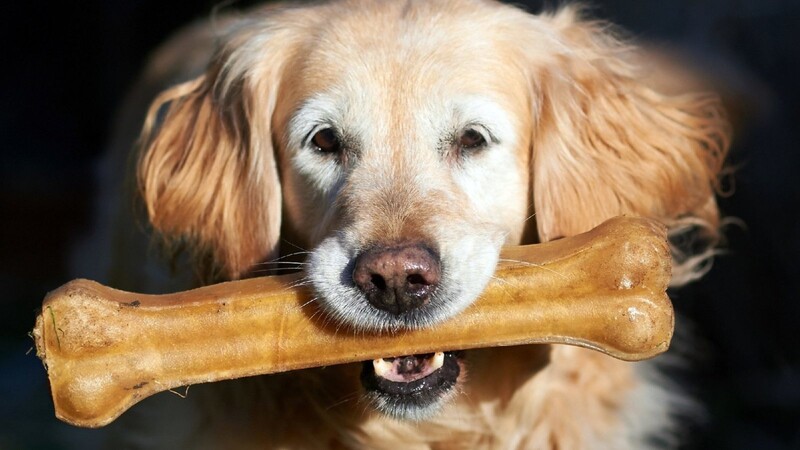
[430,352,445,371]
[373,358,394,378]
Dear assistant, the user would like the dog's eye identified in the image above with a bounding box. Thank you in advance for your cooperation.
[311,128,341,154]
[458,129,487,150]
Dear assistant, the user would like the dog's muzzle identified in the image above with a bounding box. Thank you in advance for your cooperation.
[351,243,463,417]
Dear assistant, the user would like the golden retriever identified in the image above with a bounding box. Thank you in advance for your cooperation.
[98,0,729,447]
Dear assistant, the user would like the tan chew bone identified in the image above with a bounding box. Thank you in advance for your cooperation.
[32,216,673,428]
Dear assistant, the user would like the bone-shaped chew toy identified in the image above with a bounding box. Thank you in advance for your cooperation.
[32,216,673,428]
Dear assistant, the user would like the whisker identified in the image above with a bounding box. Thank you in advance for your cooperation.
[273,251,313,262]
[250,262,309,272]
[249,267,305,275]
[304,307,326,324]
[357,394,374,418]
[280,240,310,254]
[489,275,516,299]
[300,295,319,308]
[253,260,309,267]
[497,258,568,279]
[285,278,314,291]
[489,274,511,286]
[325,390,361,411]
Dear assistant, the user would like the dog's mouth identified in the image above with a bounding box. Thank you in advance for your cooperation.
[360,351,462,419]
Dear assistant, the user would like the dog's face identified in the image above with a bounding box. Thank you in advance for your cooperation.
[273,7,536,417]
[138,0,727,421]
[276,11,532,332]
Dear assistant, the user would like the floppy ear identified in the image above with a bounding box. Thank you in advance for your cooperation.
[530,8,730,281]
[138,22,293,281]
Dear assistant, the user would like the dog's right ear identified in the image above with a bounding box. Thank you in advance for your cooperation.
[137,21,297,280]
[525,7,730,284]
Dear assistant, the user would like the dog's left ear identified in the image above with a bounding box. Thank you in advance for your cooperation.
[138,21,298,280]
[529,8,730,246]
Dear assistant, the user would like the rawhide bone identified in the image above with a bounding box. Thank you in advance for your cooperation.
[32,216,673,428]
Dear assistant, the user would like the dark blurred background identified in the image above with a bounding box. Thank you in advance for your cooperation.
[2,1,798,448]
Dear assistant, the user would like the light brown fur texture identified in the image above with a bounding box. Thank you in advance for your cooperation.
[110,0,730,448]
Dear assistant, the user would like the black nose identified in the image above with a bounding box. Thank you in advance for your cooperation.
[352,243,441,315]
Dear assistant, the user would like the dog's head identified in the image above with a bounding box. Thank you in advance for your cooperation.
[138,0,728,420]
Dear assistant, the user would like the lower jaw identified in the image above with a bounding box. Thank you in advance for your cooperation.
[360,351,463,420]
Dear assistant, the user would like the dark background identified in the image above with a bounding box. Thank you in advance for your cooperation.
[2,1,798,448]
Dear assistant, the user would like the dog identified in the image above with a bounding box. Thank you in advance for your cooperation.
[85,0,729,447]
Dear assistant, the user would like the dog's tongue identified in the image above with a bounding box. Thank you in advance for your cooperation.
[372,352,445,383]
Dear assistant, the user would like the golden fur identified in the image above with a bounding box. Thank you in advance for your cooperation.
[121,0,730,447]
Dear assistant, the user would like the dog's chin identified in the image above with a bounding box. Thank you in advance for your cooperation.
[360,351,463,420]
